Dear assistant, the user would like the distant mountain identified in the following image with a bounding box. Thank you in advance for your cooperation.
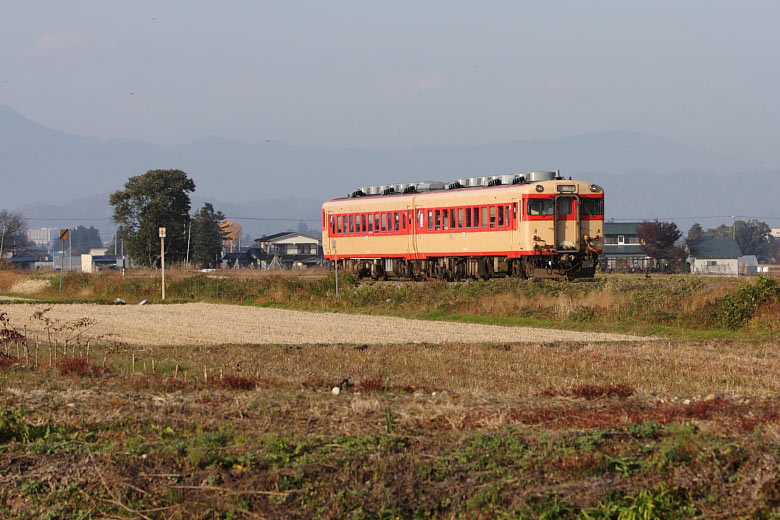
[2,104,778,234]
[1,104,757,205]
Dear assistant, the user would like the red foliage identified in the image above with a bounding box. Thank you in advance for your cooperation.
[356,377,384,393]
[572,383,635,400]
[0,352,20,369]
[212,374,259,391]
[58,356,101,377]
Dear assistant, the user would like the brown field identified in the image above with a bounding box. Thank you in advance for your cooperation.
[0,302,644,346]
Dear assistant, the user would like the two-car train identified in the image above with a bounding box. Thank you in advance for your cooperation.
[321,170,604,280]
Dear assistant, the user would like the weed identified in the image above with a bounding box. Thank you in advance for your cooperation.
[453,432,527,471]
[713,276,780,329]
[356,376,384,393]
[58,356,100,376]
[572,383,635,400]
[582,484,697,519]
[212,373,259,390]
[515,493,578,519]
[627,421,662,439]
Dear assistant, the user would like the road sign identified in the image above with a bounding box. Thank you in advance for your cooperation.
[159,227,166,238]
[59,228,69,240]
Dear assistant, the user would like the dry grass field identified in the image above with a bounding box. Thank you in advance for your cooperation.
[1,270,779,518]
[0,302,643,347]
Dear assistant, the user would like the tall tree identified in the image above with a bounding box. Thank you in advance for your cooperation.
[220,219,242,252]
[0,210,31,257]
[637,220,686,268]
[686,223,704,244]
[69,226,103,255]
[733,219,771,261]
[109,170,195,267]
[191,203,226,268]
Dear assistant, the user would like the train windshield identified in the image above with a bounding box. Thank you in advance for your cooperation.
[580,197,604,216]
[527,198,554,216]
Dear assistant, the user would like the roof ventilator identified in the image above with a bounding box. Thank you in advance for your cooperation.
[383,187,396,195]
[512,176,526,184]
[487,178,502,186]
[447,181,464,190]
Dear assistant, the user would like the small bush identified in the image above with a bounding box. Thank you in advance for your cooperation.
[0,352,20,369]
[714,276,780,330]
[356,377,384,393]
[213,374,259,390]
[58,356,100,377]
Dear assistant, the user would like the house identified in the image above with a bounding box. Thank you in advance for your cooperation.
[81,248,124,273]
[253,232,322,269]
[771,228,780,239]
[688,239,742,275]
[601,222,651,271]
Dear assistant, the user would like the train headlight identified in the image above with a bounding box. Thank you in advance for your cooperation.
[535,185,544,192]
[589,184,602,193]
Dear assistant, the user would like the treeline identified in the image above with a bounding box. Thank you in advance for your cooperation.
[687,220,777,262]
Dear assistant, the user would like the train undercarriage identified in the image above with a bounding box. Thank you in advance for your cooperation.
[336,253,598,281]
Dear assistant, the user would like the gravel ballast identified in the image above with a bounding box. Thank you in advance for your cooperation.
[0,303,645,346]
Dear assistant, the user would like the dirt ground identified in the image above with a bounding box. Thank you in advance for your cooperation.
[0,302,644,346]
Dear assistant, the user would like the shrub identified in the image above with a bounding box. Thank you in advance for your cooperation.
[714,276,780,330]
[58,356,100,377]
[356,377,384,393]
[212,374,259,390]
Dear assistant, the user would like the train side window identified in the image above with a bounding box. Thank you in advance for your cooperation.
[465,207,472,228]
[432,210,438,231]
[356,214,361,234]
[374,214,380,233]
[457,208,464,229]
[427,210,433,231]
[349,215,354,234]
[380,213,386,233]
[474,207,480,228]
[418,210,425,230]
[449,209,456,229]
[394,212,400,232]
[506,205,512,227]
[481,207,488,229]
[337,215,343,235]
[441,209,447,230]
[490,206,496,228]
[528,198,554,216]
[361,214,366,233]
[498,206,504,227]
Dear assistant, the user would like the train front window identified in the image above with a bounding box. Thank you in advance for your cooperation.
[558,199,573,216]
[528,198,554,216]
[580,197,604,216]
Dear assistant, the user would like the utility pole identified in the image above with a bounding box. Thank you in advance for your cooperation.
[333,240,338,297]
[185,221,191,268]
[731,215,736,240]
[0,224,5,261]
[159,227,166,301]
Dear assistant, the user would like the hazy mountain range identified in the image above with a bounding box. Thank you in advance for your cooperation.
[2,104,777,241]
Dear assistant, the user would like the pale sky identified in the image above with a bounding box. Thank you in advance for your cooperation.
[2,1,779,166]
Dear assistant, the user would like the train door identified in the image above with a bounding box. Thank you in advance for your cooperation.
[554,196,580,251]
[511,198,520,253]
[408,205,418,259]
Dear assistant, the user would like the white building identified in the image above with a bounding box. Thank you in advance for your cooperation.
[26,227,56,247]
[689,239,742,275]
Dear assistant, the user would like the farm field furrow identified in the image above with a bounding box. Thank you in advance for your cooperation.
[0,302,645,346]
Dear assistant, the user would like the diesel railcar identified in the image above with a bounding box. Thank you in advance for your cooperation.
[321,170,604,280]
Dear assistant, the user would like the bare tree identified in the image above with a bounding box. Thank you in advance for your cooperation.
[0,210,31,257]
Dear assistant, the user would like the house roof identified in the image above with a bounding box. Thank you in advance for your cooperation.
[604,222,641,235]
[688,239,742,259]
[254,232,319,243]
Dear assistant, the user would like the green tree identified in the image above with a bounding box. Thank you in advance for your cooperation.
[109,170,195,267]
[734,219,771,261]
[686,223,704,244]
[190,203,226,268]
[69,226,103,255]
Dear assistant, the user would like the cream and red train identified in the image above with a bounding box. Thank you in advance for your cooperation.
[321,170,604,280]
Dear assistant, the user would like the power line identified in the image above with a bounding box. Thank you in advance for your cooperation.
[23,216,321,222]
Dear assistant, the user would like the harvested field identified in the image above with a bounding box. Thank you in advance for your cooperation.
[0,302,643,346]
